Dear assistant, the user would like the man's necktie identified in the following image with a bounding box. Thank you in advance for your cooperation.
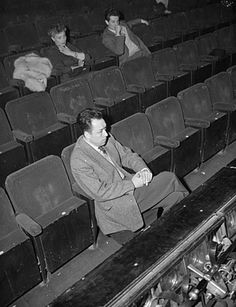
[98,146,107,155]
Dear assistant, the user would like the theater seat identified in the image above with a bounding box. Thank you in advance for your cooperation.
[205,72,236,145]
[0,108,27,187]
[145,97,201,178]
[0,30,9,58]
[120,56,167,112]
[5,92,72,163]
[3,51,58,95]
[50,77,102,141]
[61,144,98,245]
[173,40,213,84]
[215,26,236,66]
[0,61,19,110]
[111,113,171,175]
[0,188,42,306]
[132,23,162,52]
[168,12,199,42]
[5,155,94,274]
[177,83,228,162]
[195,33,231,74]
[152,48,191,96]
[87,66,140,124]
[73,34,118,71]
[4,21,41,53]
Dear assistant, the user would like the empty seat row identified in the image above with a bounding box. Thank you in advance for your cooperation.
[0,153,96,306]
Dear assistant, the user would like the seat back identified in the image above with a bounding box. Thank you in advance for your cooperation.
[4,22,40,51]
[5,92,58,136]
[0,30,9,57]
[0,187,17,238]
[174,40,199,66]
[151,17,167,40]
[0,187,42,306]
[168,12,189,35]
[5,155,73,219]
[196,33,213,57]
[0,61,9,88]
[111,113,154,156]
[61,143,76,185]
[132,23,157,46]
[152,48,179,75]
[89,66,126,100]
[177,83,213,119]
[205,72,235,106]
[121,56,156,88]
[74,33,114,59]
[215,26,234,50]
[50,77,94,116]
[0,108,13,145]
[67,13,94,36]
[185,8,201,31]
[145,97,185,139]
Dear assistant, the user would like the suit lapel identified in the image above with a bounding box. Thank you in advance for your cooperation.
[79,137,129,178]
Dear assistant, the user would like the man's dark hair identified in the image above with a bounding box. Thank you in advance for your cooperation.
[48,23,66,37]
[104,8,120,21]
[78,108,103,133]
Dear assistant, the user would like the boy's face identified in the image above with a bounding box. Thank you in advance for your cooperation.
[51,31,67,47]
[105,15,119,31]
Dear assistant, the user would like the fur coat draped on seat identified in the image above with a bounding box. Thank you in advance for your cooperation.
[13,53,52,92]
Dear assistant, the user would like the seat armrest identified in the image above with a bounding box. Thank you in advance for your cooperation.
[12,129,33,142]
[57,113,77,124]
[179,63,197,71]
[94,97,114,106]
[213,102,236,112]
[126,84,145,93]
[185,117,210,128]
[154,135,180,148]
[16,213,42,236]
[9,78,25,88]
[155,73,173,81]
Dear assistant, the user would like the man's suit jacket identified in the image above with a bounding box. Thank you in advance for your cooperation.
[102,19,151,65]
[70,134,146,234]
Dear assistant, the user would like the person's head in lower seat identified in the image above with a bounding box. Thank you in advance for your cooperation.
[48,24,67,47]
[104,8,121,32]
[78,108,108,147]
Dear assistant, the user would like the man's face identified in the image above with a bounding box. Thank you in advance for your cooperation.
[84,118,108,147]
[105,15,119,31]
[51,31,67,47]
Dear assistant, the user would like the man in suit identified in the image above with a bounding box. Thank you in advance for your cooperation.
[102,8,151,65]
[71,109,189,235]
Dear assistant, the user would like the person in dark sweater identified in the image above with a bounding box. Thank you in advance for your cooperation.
[47,24,92,81]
